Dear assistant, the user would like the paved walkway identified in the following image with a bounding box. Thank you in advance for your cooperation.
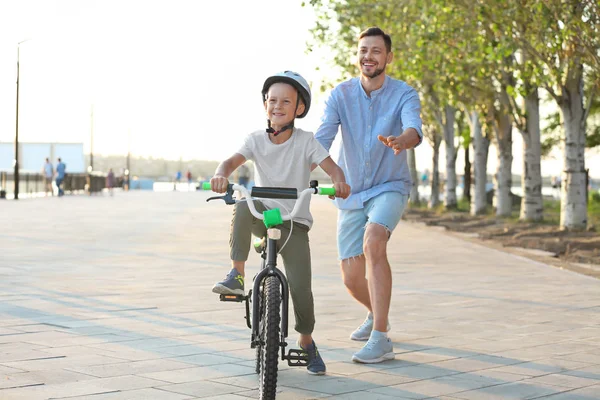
[1,191,599,400]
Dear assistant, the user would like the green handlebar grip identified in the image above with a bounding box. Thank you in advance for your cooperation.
[319,187,336,196]
[202,182,212,190]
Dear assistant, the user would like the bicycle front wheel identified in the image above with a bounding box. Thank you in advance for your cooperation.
[258,276,281,400]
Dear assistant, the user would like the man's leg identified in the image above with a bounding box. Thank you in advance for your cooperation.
[363,223,392,333]
[351,192,408,363]
[337,208,370,308]
[340,255,371,311]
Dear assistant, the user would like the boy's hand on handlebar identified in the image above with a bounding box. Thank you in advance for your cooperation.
[210,175,229,193]
[333,182,351,199]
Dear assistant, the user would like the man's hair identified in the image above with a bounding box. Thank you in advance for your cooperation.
[358,27,392,53]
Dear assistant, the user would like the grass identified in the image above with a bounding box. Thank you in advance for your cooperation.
[409,193,600,229]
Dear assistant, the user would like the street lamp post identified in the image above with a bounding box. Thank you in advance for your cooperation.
[90,105,94,172]
[125,130,131,190]
[14,39,30,200]
[14,44,22,199]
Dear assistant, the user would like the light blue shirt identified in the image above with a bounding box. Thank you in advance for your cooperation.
[315,76,423,210]
[56,162,66,179]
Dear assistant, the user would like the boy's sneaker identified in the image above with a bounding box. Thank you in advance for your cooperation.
[351,334,395,364]
[297,340,326,375]
[212,268,244,295]
[350,312,391,341]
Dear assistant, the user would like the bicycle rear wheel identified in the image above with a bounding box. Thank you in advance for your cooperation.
[258,276,281,400]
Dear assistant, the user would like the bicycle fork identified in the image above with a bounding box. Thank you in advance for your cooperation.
[251,236,289,345]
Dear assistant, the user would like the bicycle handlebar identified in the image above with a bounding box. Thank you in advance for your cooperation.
[202,182,335,221]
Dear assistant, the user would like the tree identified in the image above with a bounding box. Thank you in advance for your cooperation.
[469,111,491,215]
[423,122,443,208]
[407,148,420,205]
[508,0,599,229]
[456,110,472,203]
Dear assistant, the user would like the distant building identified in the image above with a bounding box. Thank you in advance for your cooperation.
[0,142,85,173]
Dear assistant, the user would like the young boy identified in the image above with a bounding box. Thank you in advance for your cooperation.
[209,71,350,375]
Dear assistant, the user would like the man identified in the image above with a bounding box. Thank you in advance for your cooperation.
[315,27,423,364]
[43,157,54,196]
[55,157,66,197]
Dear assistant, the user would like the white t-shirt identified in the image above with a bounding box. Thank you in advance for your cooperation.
[236,128,330,229]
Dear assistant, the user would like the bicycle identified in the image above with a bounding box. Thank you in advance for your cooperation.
[202,180,335,400]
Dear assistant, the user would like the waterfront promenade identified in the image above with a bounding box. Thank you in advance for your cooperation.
[0,191,599,399]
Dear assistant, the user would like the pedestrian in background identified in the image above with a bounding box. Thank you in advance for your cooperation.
[106,168,116,196]
[42,157,54,196]
[56,157,66,197]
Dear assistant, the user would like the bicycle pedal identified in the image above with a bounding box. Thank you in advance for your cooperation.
[219,294,247,302]
[286,348,308,367]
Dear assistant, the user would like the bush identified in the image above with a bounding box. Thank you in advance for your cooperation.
[590,191,600,204]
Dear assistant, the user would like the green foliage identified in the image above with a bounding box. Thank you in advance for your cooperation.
[541,112,562,157]
[542,93,600,154]
[457,110,471,149]
[307,0,599,128]
[588,195,600,228]
[588,126,600,148]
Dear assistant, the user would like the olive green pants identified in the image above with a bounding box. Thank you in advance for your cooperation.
[230,200,315,335]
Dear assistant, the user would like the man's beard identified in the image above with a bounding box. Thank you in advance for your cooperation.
[361,63,386,79]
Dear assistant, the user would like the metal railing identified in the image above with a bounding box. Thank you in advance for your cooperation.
[0,171,108,199]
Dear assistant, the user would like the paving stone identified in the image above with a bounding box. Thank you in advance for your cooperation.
[0,192,599,399]
[65,359,197,378]
[62,388,194,399]
[370,373,501,399]
[522,373,600,389]
[449,381,571,399]
[139,364,256,383]
[155,380,250,397]
[541,385,600,399]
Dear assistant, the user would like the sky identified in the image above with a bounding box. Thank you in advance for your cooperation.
[0,0,598,178]
[0,0,338,160]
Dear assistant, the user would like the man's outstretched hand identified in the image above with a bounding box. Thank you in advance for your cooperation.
[378,135,408,155]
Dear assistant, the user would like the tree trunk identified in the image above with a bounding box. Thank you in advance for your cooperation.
[493,93,513,217]
[429,136,442,208]
[559,66,587,230]
[520,88,543,221]
[464,142,471,203]
[443,105,457,209]
[470,112,489,215]
[407,148,419,205]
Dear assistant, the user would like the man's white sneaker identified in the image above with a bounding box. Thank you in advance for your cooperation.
[351,335,395,364]
[350,313,391,341]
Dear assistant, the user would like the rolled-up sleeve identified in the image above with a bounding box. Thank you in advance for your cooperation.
[315,90,341,152]
[401,89,423,146]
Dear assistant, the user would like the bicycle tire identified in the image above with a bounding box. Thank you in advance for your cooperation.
[258,276,281,400]
[255,282,264,374]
